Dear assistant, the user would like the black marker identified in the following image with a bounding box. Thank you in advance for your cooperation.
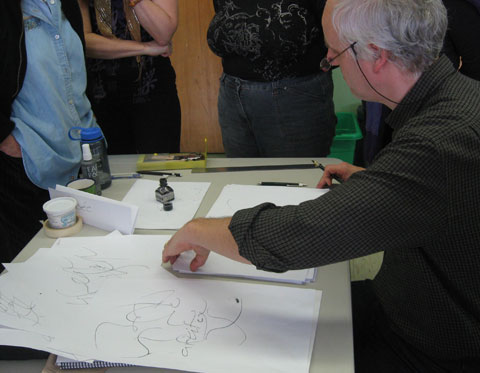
[258,182,307,187]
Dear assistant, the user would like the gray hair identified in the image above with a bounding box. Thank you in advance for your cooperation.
[331,0,448,75]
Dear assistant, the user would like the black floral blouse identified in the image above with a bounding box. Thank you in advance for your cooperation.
[207,0,328,81]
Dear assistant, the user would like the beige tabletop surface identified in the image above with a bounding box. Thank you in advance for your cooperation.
[1,156,353,373]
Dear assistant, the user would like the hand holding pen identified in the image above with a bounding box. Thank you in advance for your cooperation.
[314,161,365,188]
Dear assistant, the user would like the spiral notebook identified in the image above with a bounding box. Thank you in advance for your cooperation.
[56,355,134,370]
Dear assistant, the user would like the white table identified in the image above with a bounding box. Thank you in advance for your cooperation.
[2,156,354,373]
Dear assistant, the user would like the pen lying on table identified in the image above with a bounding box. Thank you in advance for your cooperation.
[258,182,307,187]
[137,171,182,177]
[111,173,142,180]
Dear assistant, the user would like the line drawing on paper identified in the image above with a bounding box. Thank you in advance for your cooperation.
[56,247,149,305]
[94,289,246,359]
[0,292,41,326]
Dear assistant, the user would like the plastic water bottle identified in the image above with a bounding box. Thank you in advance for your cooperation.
[80,143,102,195]
[69,127,112,189]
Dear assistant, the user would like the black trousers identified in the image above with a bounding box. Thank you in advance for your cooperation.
[0,152,49,263]
[0,151,50,359]
[352,280,480,373]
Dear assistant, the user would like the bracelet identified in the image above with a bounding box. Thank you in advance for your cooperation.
[128,0,143,7]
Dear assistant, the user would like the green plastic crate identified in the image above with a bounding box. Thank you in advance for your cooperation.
[328,112,362,163]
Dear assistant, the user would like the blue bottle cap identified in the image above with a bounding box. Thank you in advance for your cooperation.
[80,127,103,143]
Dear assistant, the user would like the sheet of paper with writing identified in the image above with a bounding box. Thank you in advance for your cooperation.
[0,233,321,373]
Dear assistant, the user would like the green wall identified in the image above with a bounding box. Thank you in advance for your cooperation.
[332,69,361,114]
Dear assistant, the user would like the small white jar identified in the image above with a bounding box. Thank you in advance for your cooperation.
[43,197,77,229]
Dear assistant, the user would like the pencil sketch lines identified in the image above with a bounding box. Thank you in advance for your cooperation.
[56,247,150,305]
[76,200,93,213]
[0,292,41,326]
[94,290,246,359]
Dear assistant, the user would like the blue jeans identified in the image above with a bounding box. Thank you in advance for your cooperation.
[218,72,336,157]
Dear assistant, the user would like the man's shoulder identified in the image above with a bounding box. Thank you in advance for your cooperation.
[410,67,480,134]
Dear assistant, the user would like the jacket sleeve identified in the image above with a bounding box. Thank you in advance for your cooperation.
[229,133,447,272]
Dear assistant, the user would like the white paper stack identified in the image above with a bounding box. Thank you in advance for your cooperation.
[173,250,317,284]
[171,184,329,284]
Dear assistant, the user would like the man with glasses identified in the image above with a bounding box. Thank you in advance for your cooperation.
[163,0,480,371]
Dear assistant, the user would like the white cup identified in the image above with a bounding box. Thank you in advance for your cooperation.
[43,197,77,229]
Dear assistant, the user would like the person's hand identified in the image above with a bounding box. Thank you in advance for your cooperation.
[317,162,364,188]
[143,40,171,57]
[163,221,211,272]
[160,41,173,57]
[0,134,22,158]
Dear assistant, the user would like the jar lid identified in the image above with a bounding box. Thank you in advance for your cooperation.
[43,197,77,216]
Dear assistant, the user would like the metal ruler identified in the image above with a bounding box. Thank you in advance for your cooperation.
[191,163,319,173]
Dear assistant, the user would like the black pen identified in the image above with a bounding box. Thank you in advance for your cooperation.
[258,182,307,187]
[137,171,182,177]
[312,160,343,184]
[111,173,142,180]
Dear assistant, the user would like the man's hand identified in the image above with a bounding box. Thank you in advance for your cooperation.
[163,221,211,272]
[317,162,364,188]
[0,134,22,158]
[163,218,250,272]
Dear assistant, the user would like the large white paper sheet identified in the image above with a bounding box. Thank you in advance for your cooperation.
[0,273,55,336]
[0,234,321,372]
[49,185,138,234]
[52,278,322,373]
[121,179,211,229]
[207,184,329,217]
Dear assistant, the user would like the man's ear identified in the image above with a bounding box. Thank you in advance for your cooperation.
[369,44,389,73]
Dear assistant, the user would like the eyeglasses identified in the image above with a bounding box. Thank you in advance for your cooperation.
[320,42,357,71]
[321,41,402,105]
